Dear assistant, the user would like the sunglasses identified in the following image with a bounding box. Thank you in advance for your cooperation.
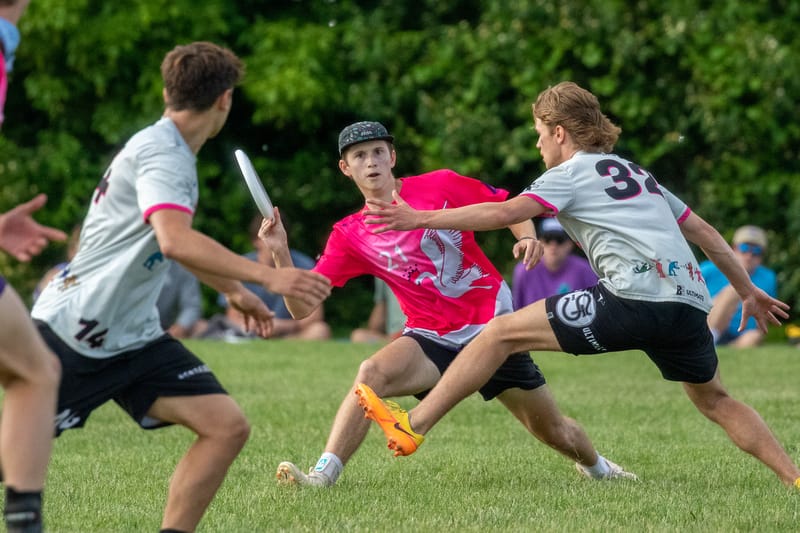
[736,242,763,256]
[542,234,568,244]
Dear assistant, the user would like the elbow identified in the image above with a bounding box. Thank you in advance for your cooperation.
[158,239,184,262]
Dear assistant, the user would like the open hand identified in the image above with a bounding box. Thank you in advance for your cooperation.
[363,191,420,234]
[0,194,67,261]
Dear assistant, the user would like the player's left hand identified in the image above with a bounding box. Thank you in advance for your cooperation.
[513,237,543,270]
[0,194,67,262]
[227,288,275,338]
[739,287,790,334]
[364,191,420,234]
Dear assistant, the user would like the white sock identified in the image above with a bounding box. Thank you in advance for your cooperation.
[313,452,343,483]
[583,454,610,478]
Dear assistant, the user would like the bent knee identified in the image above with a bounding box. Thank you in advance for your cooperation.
[354,358,390,392]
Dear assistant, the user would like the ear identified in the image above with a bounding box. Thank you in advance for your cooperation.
[338,158,353,178]
[390,148,397,168]
[553,124,567,143]
[216,88,233,112]
[162,88,169,104]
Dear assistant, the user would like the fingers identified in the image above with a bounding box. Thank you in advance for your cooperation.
[18,193,48,215]
[37,223,68,242]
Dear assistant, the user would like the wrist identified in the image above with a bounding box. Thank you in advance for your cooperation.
[517,236,537,242]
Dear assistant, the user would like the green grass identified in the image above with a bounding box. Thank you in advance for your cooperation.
[34,341,800,532]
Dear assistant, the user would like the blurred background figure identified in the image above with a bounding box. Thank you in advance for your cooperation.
[156,260,207,339]
[207,215,331,340]
[33,224,81,302]
[701,225,777,348]
[511,218,597,310]
[350,277,406,343]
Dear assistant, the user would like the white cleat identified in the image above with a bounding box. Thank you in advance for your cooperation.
[575,458,639,481]
[276,461,333,487]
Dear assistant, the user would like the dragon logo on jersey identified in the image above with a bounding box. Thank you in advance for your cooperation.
[555,289,596,327]
[414,228,492,298]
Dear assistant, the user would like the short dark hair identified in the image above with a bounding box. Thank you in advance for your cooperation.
[160,41,244,112]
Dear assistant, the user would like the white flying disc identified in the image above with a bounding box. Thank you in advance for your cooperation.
[234,149,275,221]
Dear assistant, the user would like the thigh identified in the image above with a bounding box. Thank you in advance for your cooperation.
[0,285,57,383]
[147,393,245,437]
[364,335,442,397]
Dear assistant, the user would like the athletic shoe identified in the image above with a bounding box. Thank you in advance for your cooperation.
[275,461,332,487]
[575,458,639,480]
[355,383,424,456]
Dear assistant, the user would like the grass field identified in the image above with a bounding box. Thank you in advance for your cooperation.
[36,340,800,532]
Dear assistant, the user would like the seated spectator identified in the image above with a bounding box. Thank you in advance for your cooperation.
[350,277,406,343]
[701,225,777,348]
[512,218,598,310]
[209,216,331,340]
[156,261,207,338]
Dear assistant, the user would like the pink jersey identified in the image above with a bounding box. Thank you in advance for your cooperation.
[315,169,513,345]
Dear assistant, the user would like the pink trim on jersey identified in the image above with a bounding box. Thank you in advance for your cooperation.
[676,206,692,224]
[0,54,7,127]
[519,192,559,214]
[142,203,194,223]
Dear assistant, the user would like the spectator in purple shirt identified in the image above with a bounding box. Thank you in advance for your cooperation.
[512,217,597,310]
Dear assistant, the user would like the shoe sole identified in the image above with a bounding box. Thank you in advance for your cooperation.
[276,461,301,485]
[355,384,417,456]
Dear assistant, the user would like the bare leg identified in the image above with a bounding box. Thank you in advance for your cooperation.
[683,370,800,486]
[409,300,560,434]
[496,386,598,467]
[148,394,250,532]
[323,336,440,464]
[0,286,60,491]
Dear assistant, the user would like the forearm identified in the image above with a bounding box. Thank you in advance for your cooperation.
[509,219,536,240]
[162,229,270,289]
[269,244,318,320]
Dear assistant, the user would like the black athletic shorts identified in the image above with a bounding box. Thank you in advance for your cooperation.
[35,321,227,436]
[545,284,718,383]
[404,331,546,401]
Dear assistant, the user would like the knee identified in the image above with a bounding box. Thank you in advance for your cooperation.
[354,358,389,393]
[219,409,251,449]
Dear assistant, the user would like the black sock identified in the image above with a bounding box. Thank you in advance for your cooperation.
[160,529,189,533]
[5,487,42,533]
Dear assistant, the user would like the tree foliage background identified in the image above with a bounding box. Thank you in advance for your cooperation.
[2,0,799,329]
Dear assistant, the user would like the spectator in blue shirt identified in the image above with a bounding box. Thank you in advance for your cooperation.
[701,225,777,347]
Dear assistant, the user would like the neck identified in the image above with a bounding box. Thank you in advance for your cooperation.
[163,109,213,154]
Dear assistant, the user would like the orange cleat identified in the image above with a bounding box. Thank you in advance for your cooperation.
[355,383,424,456]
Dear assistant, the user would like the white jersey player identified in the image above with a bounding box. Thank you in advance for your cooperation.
[30,42,330,533]
[360,82,800,489]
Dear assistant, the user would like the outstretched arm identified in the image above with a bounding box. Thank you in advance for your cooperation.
[680,211,788,333]
[0,194,67,261]
[364,191,545,233]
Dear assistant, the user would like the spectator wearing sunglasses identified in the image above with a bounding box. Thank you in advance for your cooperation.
[700,225,777,347]
[511,217,598,310]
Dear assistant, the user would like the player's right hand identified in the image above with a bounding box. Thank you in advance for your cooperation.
[265,268,332,307]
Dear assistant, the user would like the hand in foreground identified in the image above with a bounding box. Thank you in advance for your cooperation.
[0,194,68,261]
[264,268,332,308]
[363,191,420,234]
[257,207,288,252]
[513,237,543,271]
[226,288,275,338]
[739,287,790,334]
